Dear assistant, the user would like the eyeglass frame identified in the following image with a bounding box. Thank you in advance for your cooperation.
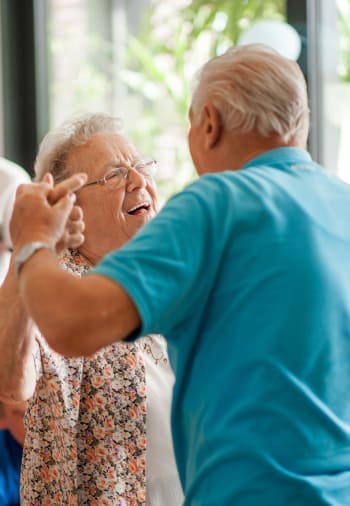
[79,159,157,190]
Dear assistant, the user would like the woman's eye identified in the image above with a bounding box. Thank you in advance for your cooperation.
[108,169,124,179]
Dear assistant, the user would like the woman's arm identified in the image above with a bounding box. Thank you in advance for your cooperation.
[0,257,37,402]
[0,172,91,393]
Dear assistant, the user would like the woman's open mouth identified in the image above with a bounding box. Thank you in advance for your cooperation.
[127,201,151,216]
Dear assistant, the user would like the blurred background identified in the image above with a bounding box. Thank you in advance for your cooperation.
[0,0,349,202]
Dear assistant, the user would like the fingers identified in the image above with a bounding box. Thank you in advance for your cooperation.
[55,228,85,252]
[55,204,85,253]
[68,205,83,222]
[66,209,85,236]
[15,182,38,197]
[10,177,86,251]
[66,206,84,238]
[56,230,85,253]
[16,179,53,203]
[49,194,76,239]
[11,175,87,253]
[67,231,85,250]
[54,193,76,216]
[48,173,87,204]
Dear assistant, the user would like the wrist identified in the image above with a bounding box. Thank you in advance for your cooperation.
[12,233,55,253]
[14,241,54,278]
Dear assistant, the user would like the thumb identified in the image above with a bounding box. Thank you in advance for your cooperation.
[42,172,54,186]
[53,193,76,221]
[49,173,86,205]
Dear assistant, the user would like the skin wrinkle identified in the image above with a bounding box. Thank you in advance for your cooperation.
[66,133,158,266]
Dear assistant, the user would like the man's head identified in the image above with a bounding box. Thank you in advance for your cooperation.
[188,44,310,174]
[34,113,159,261]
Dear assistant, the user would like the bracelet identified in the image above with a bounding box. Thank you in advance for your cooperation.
[14,241,54,277]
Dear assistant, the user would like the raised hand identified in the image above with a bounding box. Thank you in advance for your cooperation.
[10,173,87,252]
[44,173,86,252]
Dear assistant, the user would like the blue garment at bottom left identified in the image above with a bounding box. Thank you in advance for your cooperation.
[0,430,22,506]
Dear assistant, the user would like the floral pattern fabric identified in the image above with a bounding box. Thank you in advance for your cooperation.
[21,250,149,505]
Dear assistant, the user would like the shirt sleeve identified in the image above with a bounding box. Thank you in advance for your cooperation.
[93,177,225,338]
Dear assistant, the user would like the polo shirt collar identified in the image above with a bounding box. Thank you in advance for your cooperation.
[242,147,312,171]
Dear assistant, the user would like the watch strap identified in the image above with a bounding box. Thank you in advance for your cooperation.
[14,241,54,277]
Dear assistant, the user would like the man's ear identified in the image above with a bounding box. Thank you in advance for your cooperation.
[202,103,222,149]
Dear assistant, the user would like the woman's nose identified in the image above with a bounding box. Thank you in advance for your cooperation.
[126,167,147,191]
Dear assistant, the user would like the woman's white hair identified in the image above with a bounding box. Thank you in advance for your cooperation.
[191,43,310,146]
[34,112,135,182]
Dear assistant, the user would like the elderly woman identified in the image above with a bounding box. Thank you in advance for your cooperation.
[0,113,183,505]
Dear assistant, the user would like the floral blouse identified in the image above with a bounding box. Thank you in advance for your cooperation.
[21,250,157,505]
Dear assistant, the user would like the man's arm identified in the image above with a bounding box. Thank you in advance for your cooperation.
[11,173,140,357]
[18,249,140,357]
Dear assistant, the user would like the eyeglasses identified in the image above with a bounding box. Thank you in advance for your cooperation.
[80,159,157,190]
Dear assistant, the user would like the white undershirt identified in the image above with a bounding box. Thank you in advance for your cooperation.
[138,335,184,506]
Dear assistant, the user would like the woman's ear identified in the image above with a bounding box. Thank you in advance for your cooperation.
[202,103,223,150]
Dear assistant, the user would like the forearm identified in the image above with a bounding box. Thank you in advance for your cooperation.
[18,248,141,357]
[0,258,37,401]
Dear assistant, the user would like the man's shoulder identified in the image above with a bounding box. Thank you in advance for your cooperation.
[153,170,259,235]
[171,171,242,207]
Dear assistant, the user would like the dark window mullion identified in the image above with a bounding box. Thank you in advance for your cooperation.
[1,0,39,175]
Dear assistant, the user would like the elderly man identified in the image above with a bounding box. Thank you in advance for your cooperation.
[6,44,350,505]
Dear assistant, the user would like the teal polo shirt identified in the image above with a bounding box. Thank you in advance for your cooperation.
[95,147,350,505]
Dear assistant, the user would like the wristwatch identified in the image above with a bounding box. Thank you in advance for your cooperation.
[14,241,53,277]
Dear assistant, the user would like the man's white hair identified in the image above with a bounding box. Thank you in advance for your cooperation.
[34,112,136,183]
[191,43,310,146]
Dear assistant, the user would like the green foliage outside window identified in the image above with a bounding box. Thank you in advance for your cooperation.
[121,0,286,199]
[49,1,350,200]
[337,0,350,82]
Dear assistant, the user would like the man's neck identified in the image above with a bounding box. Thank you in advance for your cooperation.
[210,132,302,173]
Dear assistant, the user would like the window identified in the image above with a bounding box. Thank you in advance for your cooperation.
[313,0,350,182]
[46,0,288,201]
